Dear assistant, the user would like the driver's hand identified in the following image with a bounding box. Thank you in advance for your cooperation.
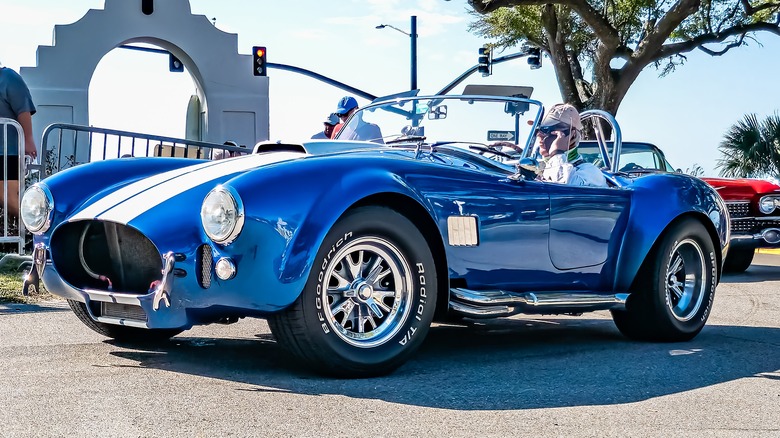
[548,131,570,156]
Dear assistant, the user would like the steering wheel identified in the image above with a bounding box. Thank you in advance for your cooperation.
[619,162,644,172]
[468,144,515,159]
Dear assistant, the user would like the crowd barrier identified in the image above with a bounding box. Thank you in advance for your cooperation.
[0,118,28,254]
[0,122,248,255]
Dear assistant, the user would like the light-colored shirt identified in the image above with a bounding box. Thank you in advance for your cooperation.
[542,153,608,187]
[339,116,383,144]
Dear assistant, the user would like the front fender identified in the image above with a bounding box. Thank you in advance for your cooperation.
[614,174,728,290]
[223,157,436,310]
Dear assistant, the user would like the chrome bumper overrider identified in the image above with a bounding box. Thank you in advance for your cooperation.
[730,227,780,244]
[22,243,48,296]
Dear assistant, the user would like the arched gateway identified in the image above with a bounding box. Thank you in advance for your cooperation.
[20,0,268,162]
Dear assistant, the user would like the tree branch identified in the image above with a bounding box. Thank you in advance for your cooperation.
[468,0,620,48]
[740,0,780,15]
[654,21,780,61]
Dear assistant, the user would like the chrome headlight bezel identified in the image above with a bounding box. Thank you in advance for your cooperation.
[20,184,54,234]
[758,195,780,214]
[200,185,244,245]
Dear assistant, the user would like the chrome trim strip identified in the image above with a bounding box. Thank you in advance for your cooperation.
[83,289,142,306]
[94,316,148,329]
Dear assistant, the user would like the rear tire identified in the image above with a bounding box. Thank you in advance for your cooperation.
[268,206,437,377]
[722,247,755,273]
[611,218,717,342]
[68,300,182,343]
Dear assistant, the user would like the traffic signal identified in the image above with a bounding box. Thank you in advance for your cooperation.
[169,54,184,72]
[527,47,542,70]
[477,45,492,77]
[252,46,267,76]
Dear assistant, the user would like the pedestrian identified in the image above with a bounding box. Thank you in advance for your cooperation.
[311,113,339,139]
[0,62,38,218]
[332,96,383,143]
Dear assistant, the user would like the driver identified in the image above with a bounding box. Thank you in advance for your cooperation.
[533,104,607,187]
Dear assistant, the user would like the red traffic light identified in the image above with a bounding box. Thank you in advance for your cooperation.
[252,46,267,77]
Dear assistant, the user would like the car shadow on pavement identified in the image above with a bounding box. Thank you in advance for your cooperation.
[721,264,780,283]
[106,316,780,411]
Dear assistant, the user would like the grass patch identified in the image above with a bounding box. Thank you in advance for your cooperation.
[0,272,55,303]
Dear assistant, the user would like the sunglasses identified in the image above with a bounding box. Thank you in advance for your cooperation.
[536,123,571,136]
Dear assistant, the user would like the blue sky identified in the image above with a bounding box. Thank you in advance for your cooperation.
[1,0,779,176]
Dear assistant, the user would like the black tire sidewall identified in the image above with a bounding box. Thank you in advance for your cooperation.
[300,206,437,372]
[650,219,717,338]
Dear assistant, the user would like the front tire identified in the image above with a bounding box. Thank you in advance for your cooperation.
[268,206,437,377]
[722,246,755,273]
[611,218,717,342]
[68,300,182,343]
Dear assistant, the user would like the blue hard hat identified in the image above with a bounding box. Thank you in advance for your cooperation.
[336,96,358,115]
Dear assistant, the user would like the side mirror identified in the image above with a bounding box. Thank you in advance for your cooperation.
[428,105,448,120]
[516,157,544,180]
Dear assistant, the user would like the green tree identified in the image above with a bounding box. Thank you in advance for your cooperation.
[467,0,780,116]
[717,112,780,178]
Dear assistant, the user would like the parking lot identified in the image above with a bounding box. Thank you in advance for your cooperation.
[1,254,779,437]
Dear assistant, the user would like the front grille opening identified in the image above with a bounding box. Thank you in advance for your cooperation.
[51,221,162,294]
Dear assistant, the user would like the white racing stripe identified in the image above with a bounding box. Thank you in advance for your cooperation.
[72,152,307,224]
[71,159,220,221]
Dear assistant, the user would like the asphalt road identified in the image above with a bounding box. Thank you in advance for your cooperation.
[1,255,779,437]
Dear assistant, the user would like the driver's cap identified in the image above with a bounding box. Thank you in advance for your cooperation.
[542,104,582,130]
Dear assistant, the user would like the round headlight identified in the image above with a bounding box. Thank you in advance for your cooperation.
[759,196,778,214]
[20,184,53,234]
[200,186,244,244]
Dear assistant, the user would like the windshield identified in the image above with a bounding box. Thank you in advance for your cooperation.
[578,141,676,173]
[334,95,543,154]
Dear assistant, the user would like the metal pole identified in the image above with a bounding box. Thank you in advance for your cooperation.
[411,15,418,91]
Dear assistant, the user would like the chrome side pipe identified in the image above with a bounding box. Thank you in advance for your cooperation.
[449,287,629,318]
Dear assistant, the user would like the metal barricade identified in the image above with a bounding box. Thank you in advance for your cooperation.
[39,123,249,176]
[0,118,27,254]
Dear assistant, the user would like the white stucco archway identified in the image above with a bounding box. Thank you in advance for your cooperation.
[20,0,268,162]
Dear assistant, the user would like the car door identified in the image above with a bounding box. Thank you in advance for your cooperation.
[544,182,631,287]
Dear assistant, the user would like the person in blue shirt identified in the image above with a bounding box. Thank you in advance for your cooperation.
[0,64,38,218]
[332,96,383,143]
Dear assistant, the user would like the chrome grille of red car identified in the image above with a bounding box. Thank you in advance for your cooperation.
[731,218,755,233]
[198,244,212,288]
[726,201,750,218]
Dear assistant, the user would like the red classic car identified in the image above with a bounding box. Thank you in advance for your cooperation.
[699,177,780,272]
[579,141,780,272]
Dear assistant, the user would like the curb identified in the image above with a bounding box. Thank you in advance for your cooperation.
[756,248,780,255]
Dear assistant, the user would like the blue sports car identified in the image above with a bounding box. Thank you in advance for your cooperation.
[21,94,729,377]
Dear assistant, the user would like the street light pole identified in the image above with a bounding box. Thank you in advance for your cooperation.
[410,15,417,91]
[376,15,418,91]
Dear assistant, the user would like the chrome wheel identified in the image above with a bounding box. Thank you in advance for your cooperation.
[321,237,413,348]
[665,238,706,321]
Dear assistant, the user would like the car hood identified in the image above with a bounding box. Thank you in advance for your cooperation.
[700,177,780,200]
[65,151,308,225]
